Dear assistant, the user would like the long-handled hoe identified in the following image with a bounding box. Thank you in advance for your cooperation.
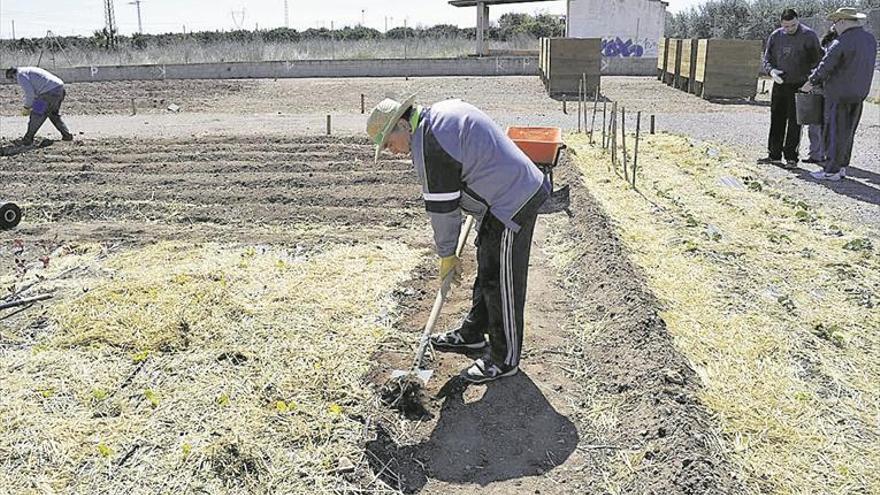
[381,215,475,417]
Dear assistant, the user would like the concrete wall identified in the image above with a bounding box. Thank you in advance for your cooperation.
[566,0,666,58]
[0,56,660,84]
[0,57,539,84]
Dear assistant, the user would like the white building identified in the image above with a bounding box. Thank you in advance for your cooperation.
[567,0,667,59]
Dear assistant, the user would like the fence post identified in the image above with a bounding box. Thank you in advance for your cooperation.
[602,99,608,149]
[621,106,628,183]
[326,115,331,136]
[650,114,655,135]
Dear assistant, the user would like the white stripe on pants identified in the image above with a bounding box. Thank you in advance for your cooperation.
[500,228,517,366]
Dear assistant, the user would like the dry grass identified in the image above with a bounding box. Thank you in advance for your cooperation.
[564,132,880,493]
[1,37,537,68]
[0,239,421,493]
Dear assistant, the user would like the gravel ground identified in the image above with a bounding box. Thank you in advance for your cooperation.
[1,75,876,232]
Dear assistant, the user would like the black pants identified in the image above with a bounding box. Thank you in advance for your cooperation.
[459,184,548,367]
[25,88,72,142]
[822,100,864,174]
[768,83,802,161]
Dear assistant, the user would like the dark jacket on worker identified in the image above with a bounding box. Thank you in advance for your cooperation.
[808,26,878,103]
[410,99,547,257]
[763,24,822,84]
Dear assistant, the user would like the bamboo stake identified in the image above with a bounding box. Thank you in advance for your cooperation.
[602,99,608,149]
[611,102,618,172]
[577,78,583,133]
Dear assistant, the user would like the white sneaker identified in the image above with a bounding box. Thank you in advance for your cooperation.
[811,170,844,181]
[840,167,847,177]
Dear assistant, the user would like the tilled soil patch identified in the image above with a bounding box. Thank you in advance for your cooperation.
[0,135,423,242]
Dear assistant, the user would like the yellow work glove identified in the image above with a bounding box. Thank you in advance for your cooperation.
[21,107,31,116]
[439,255,461,284]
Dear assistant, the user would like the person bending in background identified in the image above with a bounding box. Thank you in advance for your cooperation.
[5,66,74,146]
[803,29,839,165]
[758,8,822,169]
[801,8,877,181]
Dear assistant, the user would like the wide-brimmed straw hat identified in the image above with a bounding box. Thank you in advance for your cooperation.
[827,7,867,21]
[366,93,417,162]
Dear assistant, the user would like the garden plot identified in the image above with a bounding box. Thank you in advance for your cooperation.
[566,133,880,494]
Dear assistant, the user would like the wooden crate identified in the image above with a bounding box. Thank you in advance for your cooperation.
[695,39,762,99]
[657,38,668,80]
[541,37,602,98]
[665,39,682,86]
[678,39,698,93]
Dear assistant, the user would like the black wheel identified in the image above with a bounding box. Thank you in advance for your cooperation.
[0,202,22,230]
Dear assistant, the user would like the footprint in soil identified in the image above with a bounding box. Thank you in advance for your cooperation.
[366,372,578,493]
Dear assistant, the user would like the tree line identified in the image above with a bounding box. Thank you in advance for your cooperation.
[0,13,565,53]
[665,0,879,39]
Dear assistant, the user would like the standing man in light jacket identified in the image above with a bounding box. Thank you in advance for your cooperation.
[759,9,822,168]
[367,95,550,384]
[801,8,878,181]
[6,66,74,145]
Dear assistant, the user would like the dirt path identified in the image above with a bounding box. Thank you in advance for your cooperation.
[365,221,588,494]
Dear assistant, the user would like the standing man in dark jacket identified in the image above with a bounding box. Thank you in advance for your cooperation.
[5,66,74,145]
[801,8,878,181]
[759,9,822,168]
[367,95,550,383]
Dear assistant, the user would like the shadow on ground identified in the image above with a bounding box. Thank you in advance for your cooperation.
[794,167,880,208]
[366,372,578,493]
[0,139,53,156]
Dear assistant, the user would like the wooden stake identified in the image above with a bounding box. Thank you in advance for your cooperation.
[577,78,583,133]
[563,99,567,115]
[0,293,52,311]
[611,102,618,172]
[589,85,599,145]
[602,99,608,149]
[326,115,331,136]
[581,73,587,134]
[361,94,365,114]
[633,111,641,189]
[650,114,656,135]
[622,106,628,182]
[130,98,136,116]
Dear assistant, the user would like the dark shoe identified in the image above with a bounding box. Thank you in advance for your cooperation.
[782,159,799,169]
[12,137,34,147]
[802,157,823,164]
[430,329,488,351]
[757,156,782,165]
[461,357,518,384]
[61,133,74,142]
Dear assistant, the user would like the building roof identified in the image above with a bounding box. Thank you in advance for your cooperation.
[449,0,558,7]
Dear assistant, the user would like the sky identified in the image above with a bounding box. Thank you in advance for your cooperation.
[0,0,704,39]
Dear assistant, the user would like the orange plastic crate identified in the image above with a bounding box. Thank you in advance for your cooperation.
[506,126,564,166]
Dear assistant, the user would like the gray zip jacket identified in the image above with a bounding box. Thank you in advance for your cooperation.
[411,99,546,257]
[15,67,64,108]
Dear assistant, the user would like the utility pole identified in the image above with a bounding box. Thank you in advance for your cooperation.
[129,0,144,34]
[284,0,289,28]
[11,20,15,40]
[361,9,365,26]
[103,0,118,48]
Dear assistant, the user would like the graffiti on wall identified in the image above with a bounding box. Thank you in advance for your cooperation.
[601,37,659,58]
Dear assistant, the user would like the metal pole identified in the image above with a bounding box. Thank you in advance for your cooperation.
[633,111,641,189]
